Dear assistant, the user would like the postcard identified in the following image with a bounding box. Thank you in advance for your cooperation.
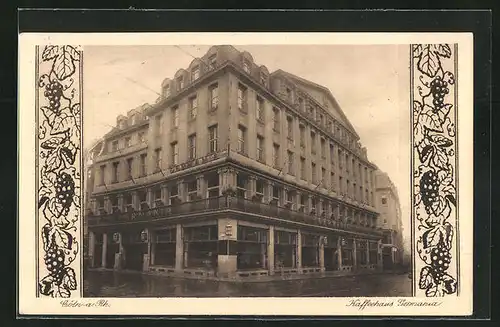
[18,32,473,316]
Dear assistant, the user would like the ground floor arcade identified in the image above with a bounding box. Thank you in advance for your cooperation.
[88,217,382,280]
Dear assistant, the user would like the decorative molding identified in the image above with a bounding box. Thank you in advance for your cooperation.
[412,44,458,297]
[37,45,82,298]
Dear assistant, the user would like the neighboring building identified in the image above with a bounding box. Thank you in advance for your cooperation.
[85,45,383,280]
[374,170,404,269]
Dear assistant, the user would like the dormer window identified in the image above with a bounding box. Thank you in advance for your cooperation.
[177,76,184,91]
[192,65,200,81]
[208,54,217,70]
[163,84,170,98]
[260,72,267,85]
[243,60,251,73]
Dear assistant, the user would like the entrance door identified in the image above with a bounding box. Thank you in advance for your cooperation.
[124,243,147,271]
[324,248,338,271]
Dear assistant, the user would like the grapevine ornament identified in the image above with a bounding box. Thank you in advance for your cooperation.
[413,44,457,297]
[37,45,81,298]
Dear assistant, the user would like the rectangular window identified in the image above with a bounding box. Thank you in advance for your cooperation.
[188,134,196,159]
[299,124,305,147]
[99,165,106,185]
[272,107,280,132]
[208,54,217,70]
[298,97,304,111]
[140,154,147,176]
[191,66,200,81]
[126,158,133,180]
[171,142,179,165]
[172,106,179,128]
[112,140,118,152]
[287,151,294,175]
[338,149,343,169]
[320,138,326,158]
[256,135,264,161]
[154,148,162,170]
[112,162,119,183]
[286,87,292,102]
[188,96,198,119]
[209,83,219,110]
[330,172,336,191]
[237,84,247,111]
[330,144,335,164]
[138,131,146,143]
[339,176,344,195]
[311,132,316,155]
[272,185,280,204]
[208,125,218,153]
[256,96,264,122]
[321,168,326,185]
[237,126,246,154]
[319,113,324,125]
[236,174,247,198]
[125,137,131,147]
[300,157,306,179]
[272,143,280,168]
[311,162,317,184]
[187,180,198,201]
[286,116,293,140]
[382,197,387,205]
[155,114,163,135]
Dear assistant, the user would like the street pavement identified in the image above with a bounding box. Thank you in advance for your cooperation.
[84,270,411,297]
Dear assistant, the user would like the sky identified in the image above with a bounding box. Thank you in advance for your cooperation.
[83,44,411,248]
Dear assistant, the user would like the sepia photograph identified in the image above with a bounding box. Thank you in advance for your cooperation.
[18,32,474,316]
[81,44,410,297]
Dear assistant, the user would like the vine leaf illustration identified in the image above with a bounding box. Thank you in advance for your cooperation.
[42,46,60,61]
[51,111,76,135]
[422,225,444,248]
[430,134,453,148]
[442,274,457,294]
[414,44,451,78]
[40,136,65,150]
[419,266,435,289]
[419,107,443,132]
[62,267,77,290]
[51,46,80,81]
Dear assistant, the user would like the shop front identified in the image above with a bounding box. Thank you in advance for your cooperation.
[274,229,297,271]
[183,224,218,270]
[121,229,148,271]
[236,225,267,270]
[324,235,339,271]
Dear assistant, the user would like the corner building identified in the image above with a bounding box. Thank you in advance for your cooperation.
[86,45,384,280]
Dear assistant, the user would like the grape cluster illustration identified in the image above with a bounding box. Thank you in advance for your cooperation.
[44,242,66,285]
[43,81,64,113]
[430,76,449,111]
[430,241,452,282]
[419,170,439,213]
[55,172,75,215]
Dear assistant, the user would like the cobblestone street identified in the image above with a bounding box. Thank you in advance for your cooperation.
[84,270,411,297]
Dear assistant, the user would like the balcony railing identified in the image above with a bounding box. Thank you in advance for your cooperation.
[88,196,383,236]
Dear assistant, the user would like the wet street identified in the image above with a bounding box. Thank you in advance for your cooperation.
[84,270,411,297]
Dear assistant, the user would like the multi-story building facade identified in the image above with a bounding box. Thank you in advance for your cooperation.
[85,45,384,280]
[375,170,404,269]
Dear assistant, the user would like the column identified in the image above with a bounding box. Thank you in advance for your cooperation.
[161,185,168,205]
[308,195,313,214]
[248,175,257,199]
[366,239,370,268]
[88,231,96,268]
[147,188,154,208]
[117,194,124,212]
[268,225,275,275]
[352,238,358,270]
[131,191,139,210]
[337,236,342,270]
[175,224,184,272]
[217,218,238,278]
[377,239,383,271]
[177,179,186,202]
[103,196,111,213]
[218,168,225,195]
[114,232,123,270]
[196,174,205,198]
[90,199,97,215]
[265,181,273,203]
[101,233,108,268]
[297,229,302,270]
[319,236,325,272]
[143,228,151,272]
[319,199,324,217]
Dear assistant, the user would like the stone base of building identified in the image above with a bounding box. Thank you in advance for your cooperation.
[88,264,381,282]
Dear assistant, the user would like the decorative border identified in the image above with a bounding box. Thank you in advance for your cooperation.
[36,45,82,297]
[411,44,458,297]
